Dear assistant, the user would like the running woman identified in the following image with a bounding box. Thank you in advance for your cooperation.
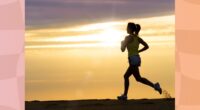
[117,23,162,101]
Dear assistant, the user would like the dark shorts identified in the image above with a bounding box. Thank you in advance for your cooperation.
[128,55,141,67]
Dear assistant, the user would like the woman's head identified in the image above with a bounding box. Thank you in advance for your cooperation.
[135,24,141,35]
[127,22,136,35]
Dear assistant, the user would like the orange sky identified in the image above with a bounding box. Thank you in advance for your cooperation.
[26,15,175,101]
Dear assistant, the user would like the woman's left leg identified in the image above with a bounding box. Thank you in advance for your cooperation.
[117,66,133,100]
[123,66,134,96]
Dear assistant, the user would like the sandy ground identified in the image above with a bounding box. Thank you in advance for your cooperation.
[26,98,175,110]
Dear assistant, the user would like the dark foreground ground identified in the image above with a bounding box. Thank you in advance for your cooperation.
[26,98,175,110]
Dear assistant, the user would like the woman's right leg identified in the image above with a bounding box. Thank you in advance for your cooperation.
[123,66,134,96]
[132,66,162,94]
[132,66,155,88]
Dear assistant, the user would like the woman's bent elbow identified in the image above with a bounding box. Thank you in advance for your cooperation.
[146,45,149,49]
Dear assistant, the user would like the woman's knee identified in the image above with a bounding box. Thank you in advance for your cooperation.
[124,74,129,79]
[135,77,142,82]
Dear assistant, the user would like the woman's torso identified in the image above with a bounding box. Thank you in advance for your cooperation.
[127,34,140,57]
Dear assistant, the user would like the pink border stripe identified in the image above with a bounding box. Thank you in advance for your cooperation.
[0,0,24,110]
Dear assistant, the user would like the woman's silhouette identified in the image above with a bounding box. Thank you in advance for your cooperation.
[117,23,162,100]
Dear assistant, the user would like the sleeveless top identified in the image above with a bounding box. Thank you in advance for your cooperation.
[127,35,140,57]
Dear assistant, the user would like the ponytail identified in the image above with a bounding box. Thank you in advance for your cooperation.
[135,24,141,35]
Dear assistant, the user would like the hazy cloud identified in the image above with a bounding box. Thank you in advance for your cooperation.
[26,0,174,28]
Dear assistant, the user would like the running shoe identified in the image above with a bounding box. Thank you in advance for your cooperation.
[154,82,162,94]
[117,94,127,101]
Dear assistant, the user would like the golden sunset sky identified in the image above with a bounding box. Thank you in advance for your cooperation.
[26,0,174,101]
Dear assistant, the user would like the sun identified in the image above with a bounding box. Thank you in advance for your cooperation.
[97,28,124,47]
